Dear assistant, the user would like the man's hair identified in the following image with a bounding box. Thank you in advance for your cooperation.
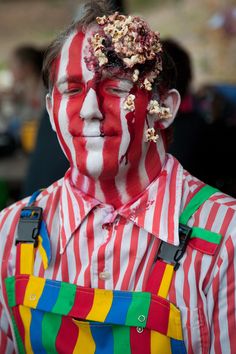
[162,39,192,98]
[42,0,114,91]
[42,0,177,96]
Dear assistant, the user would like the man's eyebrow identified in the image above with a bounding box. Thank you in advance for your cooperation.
[113,75,131,81]
[102,73,132,83]
[56,75,83,85]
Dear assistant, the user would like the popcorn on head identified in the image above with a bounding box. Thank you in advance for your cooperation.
[96,15,107,26]
[144,78,152,91]
[145,127,159,143]
[124,94,135,112]
[94,49,108,66]
[159,106,172,119]
[147,100,172,119]
[148,100,161,115]
[87,12,163,89]
[132,69,139,82]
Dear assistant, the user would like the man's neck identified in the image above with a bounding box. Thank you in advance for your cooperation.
[69,149,166,209]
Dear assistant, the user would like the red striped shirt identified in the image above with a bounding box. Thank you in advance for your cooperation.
[1,155,236,353]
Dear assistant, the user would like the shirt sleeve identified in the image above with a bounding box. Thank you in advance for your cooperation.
[207,234,236,353]
[0,209,16,354]
[0,301,15,354]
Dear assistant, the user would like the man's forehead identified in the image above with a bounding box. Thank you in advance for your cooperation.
[101,68,132,81]
[57,25,131,83]
[61,25,98,57]
[56,27,95,82]
[57,25,100,72]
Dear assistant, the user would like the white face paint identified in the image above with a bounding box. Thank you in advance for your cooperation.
[51,27,135,180]
[48,26,170,207]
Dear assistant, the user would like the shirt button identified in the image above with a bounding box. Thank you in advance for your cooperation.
[99,271,111,280]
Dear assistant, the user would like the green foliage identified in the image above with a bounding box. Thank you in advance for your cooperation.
[0,62,7,71]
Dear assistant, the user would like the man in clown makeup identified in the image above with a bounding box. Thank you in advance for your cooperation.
[0,1,236,353]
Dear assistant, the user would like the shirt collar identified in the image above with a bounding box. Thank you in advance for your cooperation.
[59,170,100,253]
[59,155,183,253]
[119,155,183,246]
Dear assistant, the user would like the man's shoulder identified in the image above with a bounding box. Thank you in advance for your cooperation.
[0,178,64,227]
[183,169,236,209]
[182,169,236,238]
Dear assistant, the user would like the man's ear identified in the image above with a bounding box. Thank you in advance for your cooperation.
[159,89,181,129]
[46,93,56,131]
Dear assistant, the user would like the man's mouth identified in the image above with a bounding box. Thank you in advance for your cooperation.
[81,135,104,138]
[71,129,120,138]
[76,133,118,137]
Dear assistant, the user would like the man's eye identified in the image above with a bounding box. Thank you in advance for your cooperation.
[64,87,83,96]
[106,87,129,96]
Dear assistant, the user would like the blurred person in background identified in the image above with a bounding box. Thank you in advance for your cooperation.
[0,45,45,150]
[9,45,44,117]
[0,1,236,353]
[196,83,236,197]
[166,39,236,198]
[0,46,46,210]
[21,107,69,197]
[165,38,208,179]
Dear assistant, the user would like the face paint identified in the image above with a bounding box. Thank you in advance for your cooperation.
[50,26,167,208]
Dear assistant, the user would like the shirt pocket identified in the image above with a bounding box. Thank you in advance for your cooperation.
[179,306,210,354]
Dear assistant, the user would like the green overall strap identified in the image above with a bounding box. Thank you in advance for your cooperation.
[145,185,222,353]
[149,184,222,295]
[179,185,219,224]
[180,185,222,255]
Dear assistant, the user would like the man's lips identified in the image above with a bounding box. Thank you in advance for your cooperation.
[71,132,120,137]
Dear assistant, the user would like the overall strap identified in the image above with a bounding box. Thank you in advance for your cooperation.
[146,184,221,296]
[179,185,219,224]
[15,190,51,275]
[180,185,222,255]
[144,188,222,353]
[145,185,222,353]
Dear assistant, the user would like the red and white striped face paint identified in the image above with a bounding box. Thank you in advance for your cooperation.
[50,26,167,207]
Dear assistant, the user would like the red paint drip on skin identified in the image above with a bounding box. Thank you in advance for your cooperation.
[161,129,168,150]
[52,31,98,198]
[120,86,138,165]
[145,139,162,182]
[66,33,90,182]
[125,88,150,198]
[94,72,106,138]
[52,55,73,165]
[144,116,164,182]
[100,179,122,206]
[94,74,123,207]
[145,116,150,129]
[119,111,134,165]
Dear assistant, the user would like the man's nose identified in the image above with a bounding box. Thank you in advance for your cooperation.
[80,88,103,120]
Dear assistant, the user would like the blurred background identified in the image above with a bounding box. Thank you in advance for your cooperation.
[0,0,236,209]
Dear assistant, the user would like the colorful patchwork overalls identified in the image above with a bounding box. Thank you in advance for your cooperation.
[5,186,222,354]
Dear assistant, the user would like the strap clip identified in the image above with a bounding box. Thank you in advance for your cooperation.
[156,223,192,270]
[16,206,43,246]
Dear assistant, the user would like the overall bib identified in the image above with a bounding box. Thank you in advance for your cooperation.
[4,186,222,354]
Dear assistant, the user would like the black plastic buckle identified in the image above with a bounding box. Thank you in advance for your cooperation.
[16,206,43,246]
[155,223,192,270]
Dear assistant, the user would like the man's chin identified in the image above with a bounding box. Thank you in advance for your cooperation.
[75,165,121,181]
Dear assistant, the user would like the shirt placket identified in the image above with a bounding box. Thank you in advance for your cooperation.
[90,206,116,289]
